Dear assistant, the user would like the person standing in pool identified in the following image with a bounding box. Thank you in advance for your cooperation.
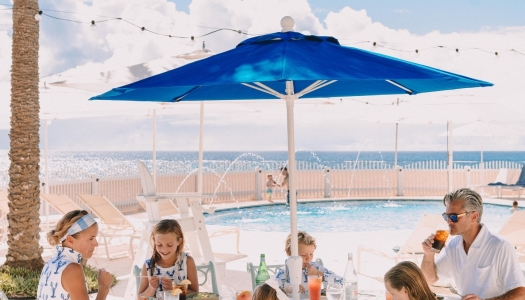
[279,167,289,205]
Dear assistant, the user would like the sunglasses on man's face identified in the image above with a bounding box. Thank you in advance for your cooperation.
[442,212,471,223]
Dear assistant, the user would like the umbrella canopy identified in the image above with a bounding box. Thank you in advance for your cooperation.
[91,17,492,299]
[92,33,492,102]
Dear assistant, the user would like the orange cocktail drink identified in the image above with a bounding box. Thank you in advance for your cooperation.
[307,275,322,300]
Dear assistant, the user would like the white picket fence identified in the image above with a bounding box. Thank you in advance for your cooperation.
[0,160,522,213]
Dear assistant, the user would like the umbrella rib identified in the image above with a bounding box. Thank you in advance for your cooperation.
[297,80,337,97]
[295,80,325,97]
[241,82,283,98]
[386,80,413,95]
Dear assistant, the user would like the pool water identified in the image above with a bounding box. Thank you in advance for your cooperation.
[204,200,517,232]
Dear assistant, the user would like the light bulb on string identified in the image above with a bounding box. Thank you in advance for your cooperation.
[35,10,42,22]
[140,27,145,34]
[90,20,97,31]
[189,36,195,46]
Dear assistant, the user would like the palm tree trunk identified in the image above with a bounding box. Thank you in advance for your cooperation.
[4,0,44,270]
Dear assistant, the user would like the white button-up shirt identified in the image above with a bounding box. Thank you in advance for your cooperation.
[435,224,525,299]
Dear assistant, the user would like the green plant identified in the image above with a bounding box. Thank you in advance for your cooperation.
[0,265,117,299]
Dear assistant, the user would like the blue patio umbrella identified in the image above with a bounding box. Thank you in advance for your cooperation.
[92,17,492,298]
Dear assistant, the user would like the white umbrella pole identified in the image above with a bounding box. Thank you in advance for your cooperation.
[447,121,453,193]
[153,109,157,185]
[394,123,399,167]
[44,119,50,228]
[285,81,300,300]
[480,134,484,185]
[198,102,204,194]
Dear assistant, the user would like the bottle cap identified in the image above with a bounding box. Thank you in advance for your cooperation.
[348,253,353,259]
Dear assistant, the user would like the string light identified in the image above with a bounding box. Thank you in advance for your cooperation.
[34,10,42,21]
[3,3,524,56]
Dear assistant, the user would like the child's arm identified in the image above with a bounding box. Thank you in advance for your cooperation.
[185,255,199,294]
[138,264,158,297]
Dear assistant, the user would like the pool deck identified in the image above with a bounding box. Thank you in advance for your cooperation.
[0,195,523,299]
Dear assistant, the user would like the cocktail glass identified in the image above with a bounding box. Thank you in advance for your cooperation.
[307,275,322,300]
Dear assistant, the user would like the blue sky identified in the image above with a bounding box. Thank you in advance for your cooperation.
[0,0,524,152]
[169,0,525,34]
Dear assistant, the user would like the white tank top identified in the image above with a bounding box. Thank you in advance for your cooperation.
[37,246,83,300]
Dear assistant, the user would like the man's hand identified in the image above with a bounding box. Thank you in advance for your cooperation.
[462,294,481,300]
[422,233,440,255]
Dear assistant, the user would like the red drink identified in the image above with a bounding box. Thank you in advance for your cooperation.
[308,275,322,300]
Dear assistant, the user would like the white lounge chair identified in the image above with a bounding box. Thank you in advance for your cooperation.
[137,161,241,253]
[40,194,83,215]
[77,194,141,260]
[357,214,446,274]
[498,210,525,262]
[498,165,525,198]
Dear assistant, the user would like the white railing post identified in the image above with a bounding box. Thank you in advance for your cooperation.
[396,166,404,196]
[465,166,471,188]
[323,167,331,198]
[255,168,263,200]
[91,175,99,195]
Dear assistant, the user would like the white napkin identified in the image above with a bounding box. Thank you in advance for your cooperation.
[265,278,289,300]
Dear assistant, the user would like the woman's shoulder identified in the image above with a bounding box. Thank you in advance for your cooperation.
[62,262,83,277]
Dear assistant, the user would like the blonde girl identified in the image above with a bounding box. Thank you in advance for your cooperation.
[38,210,113,300]
[252,283,279,300]
[138,219,198,298]
[384,261,436,300]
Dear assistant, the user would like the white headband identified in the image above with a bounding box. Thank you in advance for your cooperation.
[60,214,97,242]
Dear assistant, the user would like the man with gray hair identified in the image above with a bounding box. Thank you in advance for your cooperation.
[421,188,525,300]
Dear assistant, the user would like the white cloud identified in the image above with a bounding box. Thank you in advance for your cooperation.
[0,0,525,151]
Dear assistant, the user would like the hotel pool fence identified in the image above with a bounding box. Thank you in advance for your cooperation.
[0,160,522,215]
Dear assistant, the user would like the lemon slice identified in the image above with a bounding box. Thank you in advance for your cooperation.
[181,279,192,285]
[172,288,183,296]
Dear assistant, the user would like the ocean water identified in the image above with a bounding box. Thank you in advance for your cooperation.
[0,150,524,180]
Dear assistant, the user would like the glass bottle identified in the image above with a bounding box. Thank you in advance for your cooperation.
[343,253,358,300]
[255,254,270,286]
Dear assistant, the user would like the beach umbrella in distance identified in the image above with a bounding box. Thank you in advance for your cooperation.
[42,43,215,186]
[439,121,522,185]
[91,16,493,299]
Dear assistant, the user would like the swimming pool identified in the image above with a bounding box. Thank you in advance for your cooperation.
[204,200,517,232]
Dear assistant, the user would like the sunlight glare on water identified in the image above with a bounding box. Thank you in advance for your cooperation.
[205,200,515,232]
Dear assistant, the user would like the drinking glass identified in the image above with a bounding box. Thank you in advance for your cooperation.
[431,224,450,253]
[163,290,180,300]
[325,281,343,300]
[236,290,252,300]
[307,275,322,300]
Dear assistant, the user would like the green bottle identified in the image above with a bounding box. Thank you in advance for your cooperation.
[255,254,270,285]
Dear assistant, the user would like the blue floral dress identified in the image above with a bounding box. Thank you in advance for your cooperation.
[145,252,189,298]
[37,246,83,300]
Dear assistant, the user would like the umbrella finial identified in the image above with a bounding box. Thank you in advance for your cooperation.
[281,16,294,32]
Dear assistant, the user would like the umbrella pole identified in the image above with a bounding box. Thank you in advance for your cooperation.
[153,109,157,185]
[285,81,301,300]
[447,121,453,193]
[198,102,204,194]
[394,123,399,167]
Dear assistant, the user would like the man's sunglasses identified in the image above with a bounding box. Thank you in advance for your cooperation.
[442,212,471,223]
